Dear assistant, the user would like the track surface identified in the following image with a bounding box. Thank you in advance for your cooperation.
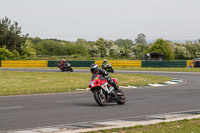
[0,68,200,132]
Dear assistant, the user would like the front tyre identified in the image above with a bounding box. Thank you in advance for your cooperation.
[93,88,107,106]
[117,89,126,105]
[70,68,73,72]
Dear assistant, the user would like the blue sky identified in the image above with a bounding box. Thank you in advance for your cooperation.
[0,0,200,41]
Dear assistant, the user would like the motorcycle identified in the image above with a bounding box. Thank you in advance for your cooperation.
[102,63,114,73]
[89,74,126,106]
[58,63,73,72]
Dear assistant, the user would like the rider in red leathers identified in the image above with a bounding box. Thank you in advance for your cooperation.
[61,58,66,66]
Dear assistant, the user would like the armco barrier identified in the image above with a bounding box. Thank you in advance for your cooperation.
[68,61,94,67]
[95,60,142,68]
[48,61,61,67]
[48,61,94,67]
[1,61,48,67]
[0,60,189,68]
[142,61,187,67]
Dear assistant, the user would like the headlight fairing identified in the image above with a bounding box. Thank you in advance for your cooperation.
[89,81,95,87]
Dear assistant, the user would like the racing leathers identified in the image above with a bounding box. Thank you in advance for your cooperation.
[61,61,70,68]
[96,69,120,93]
[101,61,108,69]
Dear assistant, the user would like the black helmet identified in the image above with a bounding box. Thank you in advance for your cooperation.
[90,64,99,74]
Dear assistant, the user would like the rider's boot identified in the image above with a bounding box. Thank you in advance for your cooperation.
[112,82,123,96]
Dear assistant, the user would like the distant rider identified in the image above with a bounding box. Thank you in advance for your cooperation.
[90,64,122,96]
[61,58,68,68]
[101,59,109,69]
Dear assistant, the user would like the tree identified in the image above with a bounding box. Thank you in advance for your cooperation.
[147,38,174,60]
[0,16,28,55]
[95,38,108,57]
[21,40,37,59]
[119,48,132,58]
[172,43,191,59]
[29,37,42,44]
[87,43,100,57]
[76,38,87,45]
[185,41,200,58]
[115,39,134,49]
[135,33,147,44]
[132,43,149,60]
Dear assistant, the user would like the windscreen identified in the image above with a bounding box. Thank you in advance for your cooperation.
[91,74,98,81]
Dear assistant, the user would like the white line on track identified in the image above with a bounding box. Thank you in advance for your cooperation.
[0,106,22,110]
[116,70,200,75]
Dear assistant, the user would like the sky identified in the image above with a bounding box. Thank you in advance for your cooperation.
[0,0,200,41]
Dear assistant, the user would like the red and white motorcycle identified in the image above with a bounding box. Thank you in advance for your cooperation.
[89,74,126,106]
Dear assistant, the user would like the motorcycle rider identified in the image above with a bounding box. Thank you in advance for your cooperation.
[90,64,122,96]
[61,58,70,68]
[61,58,66,66]
[101,59,109,69]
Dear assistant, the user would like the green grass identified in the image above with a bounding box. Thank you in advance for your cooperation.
[1,67,200,72]
[0,71,171,96]
[115,67,200,72]
[74,67,200,72]
[88,118,200,133]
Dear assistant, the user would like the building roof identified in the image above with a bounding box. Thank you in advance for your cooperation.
[193,58,200,60]
[150,52,164,56]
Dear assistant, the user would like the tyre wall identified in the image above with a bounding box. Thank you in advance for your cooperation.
[142,61,187,67]
[48,61,94,67]
[95,60,142,68]
[0,60,190,68]
[1,61,48,67]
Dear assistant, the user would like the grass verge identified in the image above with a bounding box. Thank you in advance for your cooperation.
[1,67,200,72]
[0,71,171,96]
[114,67,200,72]
[87,118,200,133]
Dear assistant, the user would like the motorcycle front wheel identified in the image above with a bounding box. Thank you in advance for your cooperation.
[93,88,107,106]
[111,69,114,73]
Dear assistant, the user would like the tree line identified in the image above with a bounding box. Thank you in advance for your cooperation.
[1,17,200,60]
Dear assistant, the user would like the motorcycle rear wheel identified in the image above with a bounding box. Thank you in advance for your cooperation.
[94,88,107,106]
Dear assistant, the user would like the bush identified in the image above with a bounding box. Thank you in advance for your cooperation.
[12,50,20,60]
[20,47,37,59]
[0,47,13,60]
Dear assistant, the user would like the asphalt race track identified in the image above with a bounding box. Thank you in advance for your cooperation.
[0,68,200,132]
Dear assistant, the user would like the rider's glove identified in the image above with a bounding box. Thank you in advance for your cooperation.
[105,75,110,79]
